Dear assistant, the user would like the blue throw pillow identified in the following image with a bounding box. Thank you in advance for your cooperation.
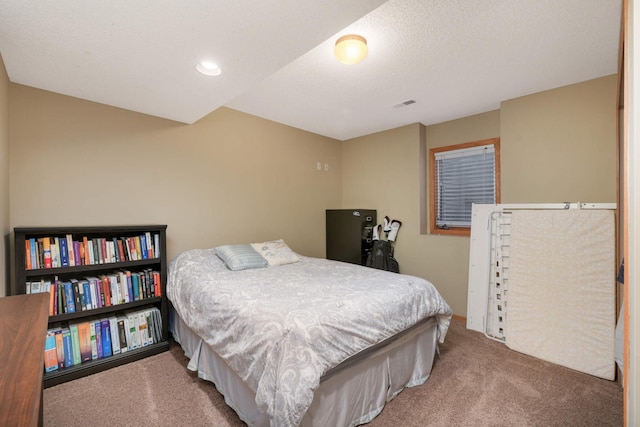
[215,244,268,271]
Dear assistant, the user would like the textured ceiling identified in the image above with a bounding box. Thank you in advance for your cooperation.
[0,0,622,141]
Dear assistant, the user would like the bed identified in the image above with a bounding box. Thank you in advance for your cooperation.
[167,241,452,426]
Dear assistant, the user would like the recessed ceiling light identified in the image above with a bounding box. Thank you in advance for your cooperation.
[196,61,222,76]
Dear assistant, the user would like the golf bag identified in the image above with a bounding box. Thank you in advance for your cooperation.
[366,240,399,273]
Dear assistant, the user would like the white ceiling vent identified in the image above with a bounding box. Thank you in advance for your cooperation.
[393,99,416,108]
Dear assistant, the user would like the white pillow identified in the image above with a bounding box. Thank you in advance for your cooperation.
[250,239,300,267]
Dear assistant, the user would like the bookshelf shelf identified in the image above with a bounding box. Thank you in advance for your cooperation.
[13,225,169,388]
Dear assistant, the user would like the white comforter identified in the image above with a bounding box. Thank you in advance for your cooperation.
[167,249,452,426]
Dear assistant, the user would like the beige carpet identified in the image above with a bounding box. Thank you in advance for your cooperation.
[44,319,623,426]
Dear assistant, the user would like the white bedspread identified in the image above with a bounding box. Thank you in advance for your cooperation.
[167,249,452,426]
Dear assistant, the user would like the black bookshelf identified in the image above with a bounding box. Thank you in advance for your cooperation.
[13,225,169,388]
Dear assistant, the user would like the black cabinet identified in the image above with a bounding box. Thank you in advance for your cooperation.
[326,209,376,265]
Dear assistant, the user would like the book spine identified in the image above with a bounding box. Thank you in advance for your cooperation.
[101,319,112,358]
[74,241,82,266]
[95,320,103,359]
[43,237,52,269]
[54,329,65,368]
[63,282,76,313]
[36,239,43,269]
[117,317,128,353]
[25,240,32,270]
[43,330,58,373]
[82,281,92,311]
[109,316,120,355]
[29,238,37,270]
[145,232,153,258]
[59,237,69,267]
[51,237,62,267]
[66,234,75,267]
[69,324,82,366]
[100,238,107,264]
[78,322,92,363]
[57,280,65,315]
[89,322,98,360]
[117,239,126,262]
[140,235,148,260]
[62,328,74,367]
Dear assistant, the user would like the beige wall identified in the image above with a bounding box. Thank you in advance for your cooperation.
[0,55,8,297]
[8,85,342,269]
[342,75,617,316]
[501,75,617,203]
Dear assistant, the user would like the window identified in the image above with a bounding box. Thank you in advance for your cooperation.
[429,138,500,236]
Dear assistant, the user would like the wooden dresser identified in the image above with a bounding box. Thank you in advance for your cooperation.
[0,293,49,427]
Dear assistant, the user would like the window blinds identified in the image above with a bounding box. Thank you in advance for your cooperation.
[434,144,496,227]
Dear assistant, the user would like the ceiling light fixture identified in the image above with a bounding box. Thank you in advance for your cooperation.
[196,61,222,76]
[334,34,368,65]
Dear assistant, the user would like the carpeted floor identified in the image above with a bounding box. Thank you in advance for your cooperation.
[44,319,623,426]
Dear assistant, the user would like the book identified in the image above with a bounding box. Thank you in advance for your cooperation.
[117,238,126,262]
[53,237,61,268]
[57,279,65,315]
[73,240,82,266]
[30,280,42,294]
[44,330,59,373]
[66,234,75,267]
[116,316,128,353]
[154,233,160,258]
[146,231,153,258]
[53,277,59,315]
[145,309,155,345]
[83,236,90,265]
[29,238,37,270]
[71,279,82,312]
[108,274,121,305]
[25,239,32,270]
[49,283,56,316]
[63,281,76,313]
[130,271,140,301]
[68,323,82,366]
[36,239,44,269]
[62,327,74,367]
[77,322,92,363]
[124,271,133,303]
[127,312,140,350]
[59,236,69,267]
[42,237,52,269]
[140,234,148,260]
[100,318,112,358]
[137,311,150,346]
[82,280,92,310]
[87,239,95,265]
[50,242,59,268]
[108,316,121,355]
[127,237,137,261]
[89,321,98,360]
[101,275,112,307]
[54,328,65,368]
[95,319,103,359]
[134,236,142,260]
[87,277,98,309]
[97,238,105,264]
[152,271,159,297]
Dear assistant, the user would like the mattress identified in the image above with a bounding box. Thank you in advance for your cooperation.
[505,209,615,380]
[170,308,440,427]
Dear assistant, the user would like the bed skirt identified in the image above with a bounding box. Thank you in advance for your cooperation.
[170,308,439,426]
